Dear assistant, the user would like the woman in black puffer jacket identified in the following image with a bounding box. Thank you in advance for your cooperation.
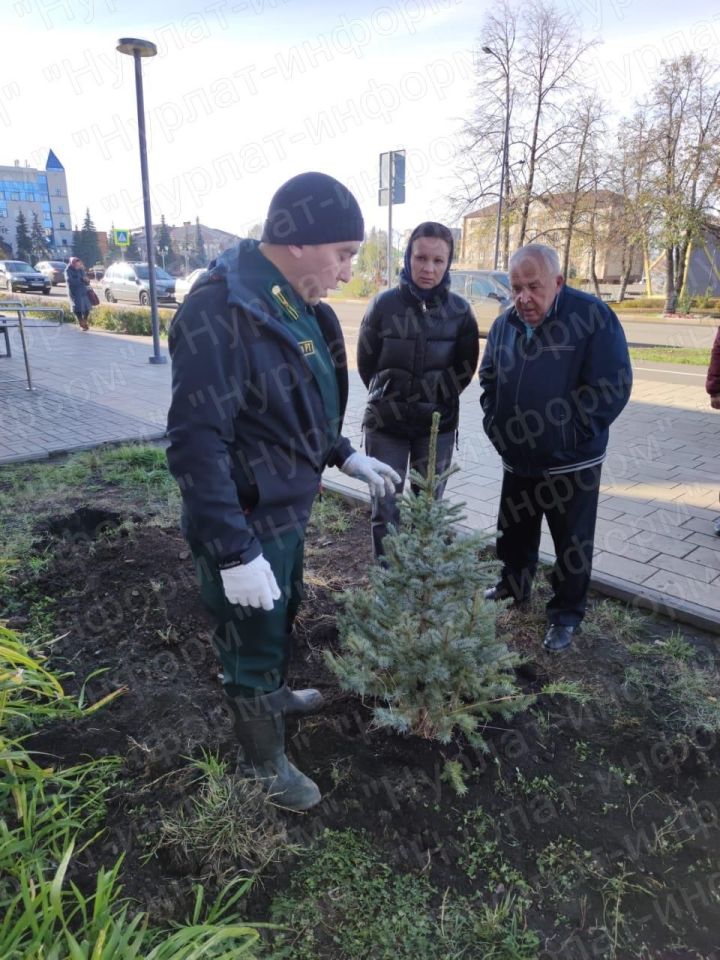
[357,221,479,558]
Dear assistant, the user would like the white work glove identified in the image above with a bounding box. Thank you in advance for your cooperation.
[220,554,281,611]
[340,452,401,498]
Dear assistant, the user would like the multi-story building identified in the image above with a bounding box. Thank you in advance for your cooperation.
[0,150,73,258]
[459,190,643,282]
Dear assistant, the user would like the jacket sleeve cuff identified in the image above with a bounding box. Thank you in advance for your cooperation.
[326,435,354,469]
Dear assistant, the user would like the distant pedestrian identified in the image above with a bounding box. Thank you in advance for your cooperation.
[357,221,479,559]
[479,243,632,653]
[65,257,92,331]
[706,325,720,536]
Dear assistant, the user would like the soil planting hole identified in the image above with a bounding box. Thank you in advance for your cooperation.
[44,507,124,541]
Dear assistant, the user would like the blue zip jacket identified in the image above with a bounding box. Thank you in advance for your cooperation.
[479,285,632,476]
[166,242,354,564]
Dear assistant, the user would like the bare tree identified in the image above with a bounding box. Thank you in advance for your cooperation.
[513,0,598,245]
[453,0,598,265]
[451,0,518,267]
[551,96,607,279]
[607,107,656,301]
[648,54,720,313]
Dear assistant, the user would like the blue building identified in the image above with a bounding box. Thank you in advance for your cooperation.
[0,149,73,259]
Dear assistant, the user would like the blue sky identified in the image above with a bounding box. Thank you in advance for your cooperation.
[3,0,720,241]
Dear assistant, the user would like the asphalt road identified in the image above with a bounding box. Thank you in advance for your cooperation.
[8,288,715,387]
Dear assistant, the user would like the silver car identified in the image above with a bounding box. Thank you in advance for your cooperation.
[35,260,68,285]
[449,270,510,330]
[103,261,175,305]
[173,268,206,304]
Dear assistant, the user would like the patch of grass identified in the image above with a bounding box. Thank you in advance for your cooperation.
[0,445,179,602]
[264,829,540,959]
[458,808,532,903]
[581,600,648,645]
[307,491,354,537]
[621,633,720,738]
[154,750,293,883]
[629,347,711,366]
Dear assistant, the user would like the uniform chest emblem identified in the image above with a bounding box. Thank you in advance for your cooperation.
[299,340,315,356]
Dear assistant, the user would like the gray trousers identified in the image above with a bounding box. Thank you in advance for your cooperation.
[364,429,455,559]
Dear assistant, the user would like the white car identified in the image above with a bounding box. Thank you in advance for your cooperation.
[173,268,206,304]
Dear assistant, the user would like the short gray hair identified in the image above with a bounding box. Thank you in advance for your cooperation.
[509,244,561,276]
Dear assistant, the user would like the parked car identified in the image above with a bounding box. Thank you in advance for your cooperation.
[488,270,511,293]
[173,268,206,304]
[35,260,68,285]
[0,260,51,295]
[449,269,510,328]
[87,263,105,281]
[102,261,175,305]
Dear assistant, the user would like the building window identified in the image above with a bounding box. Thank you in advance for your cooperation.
[59,221,66,229]
[61,238,68,246]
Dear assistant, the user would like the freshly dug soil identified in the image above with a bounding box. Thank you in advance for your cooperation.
[13,489,720,960]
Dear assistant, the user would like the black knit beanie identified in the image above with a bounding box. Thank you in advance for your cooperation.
[261,172,364,245]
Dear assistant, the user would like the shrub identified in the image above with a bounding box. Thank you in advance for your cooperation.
[327,415,533,747]
[616,296,665,310]
[88,305,175,336]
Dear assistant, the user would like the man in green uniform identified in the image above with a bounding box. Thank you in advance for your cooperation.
[166,173,399,810]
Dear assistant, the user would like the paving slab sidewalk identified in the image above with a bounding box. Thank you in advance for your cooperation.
[2,320,719,633]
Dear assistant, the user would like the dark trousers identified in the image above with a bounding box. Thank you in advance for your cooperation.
[365,429,455,559]
[190,530,304,696]
[496,465,602,626]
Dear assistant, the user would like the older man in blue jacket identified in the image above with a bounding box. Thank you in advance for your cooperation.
[166,173,400,810]
[479,244,632,653]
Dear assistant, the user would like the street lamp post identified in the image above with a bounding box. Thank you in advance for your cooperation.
[158,245,168,270]
[482,45,510,272]
[116,37,166,365]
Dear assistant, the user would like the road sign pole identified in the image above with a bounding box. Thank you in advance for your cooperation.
[379,150,405,290]
[386,160,393,289]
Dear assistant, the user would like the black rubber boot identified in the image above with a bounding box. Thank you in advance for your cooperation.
[277,684,324,716]
[226,687,321,811]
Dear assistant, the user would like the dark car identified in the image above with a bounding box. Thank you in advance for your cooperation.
[35,260,68,285]
[0,260,51,294]
[103,261,175,305]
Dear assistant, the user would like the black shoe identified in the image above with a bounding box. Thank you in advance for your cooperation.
[714,517,720,537]
[542,624,578,653]
[484,582,530,604]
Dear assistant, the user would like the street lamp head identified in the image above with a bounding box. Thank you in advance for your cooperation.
[116,37,157,57]
[482,45,494,54]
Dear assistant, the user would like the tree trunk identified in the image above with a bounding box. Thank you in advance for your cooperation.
[664,247,677,313]
[518,91,542,245]
[618,267,631,302]
[677,236,692,303]
[589,247,600,297]
[502,158,511,269]
[642,240,653,296]
[617,242,630,301]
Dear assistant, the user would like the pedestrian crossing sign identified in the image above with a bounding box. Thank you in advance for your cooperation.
[113,229,130,246]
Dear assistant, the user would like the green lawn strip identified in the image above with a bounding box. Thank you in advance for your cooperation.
[263,829,540,960]
[0,445,180,595]
[629,346,711,366]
